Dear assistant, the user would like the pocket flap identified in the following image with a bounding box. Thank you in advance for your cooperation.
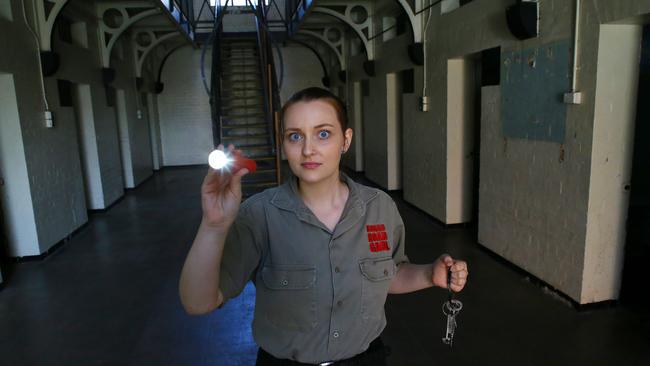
[359,257,396,282]
[261,265,316,290]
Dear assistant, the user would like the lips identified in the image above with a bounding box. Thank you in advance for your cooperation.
[301,162,322,169]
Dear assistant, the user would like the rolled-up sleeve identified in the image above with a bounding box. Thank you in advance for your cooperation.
[219,212,264,302]
[391,202,409,267]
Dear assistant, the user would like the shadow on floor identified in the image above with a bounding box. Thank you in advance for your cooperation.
[0,167,648,365]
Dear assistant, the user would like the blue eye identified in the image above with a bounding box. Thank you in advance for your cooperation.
[318,130,330,139]
[288,133,303,142]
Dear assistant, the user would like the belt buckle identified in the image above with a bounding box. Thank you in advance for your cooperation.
[319,362,334,366]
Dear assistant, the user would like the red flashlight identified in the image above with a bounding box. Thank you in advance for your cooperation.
[208,149,257,174]
[231,150,257,174]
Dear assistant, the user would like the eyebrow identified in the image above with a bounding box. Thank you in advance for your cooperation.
[284,123,336,132]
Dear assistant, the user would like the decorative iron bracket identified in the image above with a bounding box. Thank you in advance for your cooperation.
[298,26,347,71]
[34,0,70,51]
[395,0,426,44]
[312,2,375,60]
[97,2,161,67]
[132,30,182,77]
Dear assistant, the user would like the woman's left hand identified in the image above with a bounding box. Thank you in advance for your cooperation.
[432,254,468,292]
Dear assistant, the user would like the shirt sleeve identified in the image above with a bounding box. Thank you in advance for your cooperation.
[390,201,410,267]
[219,211,264,302]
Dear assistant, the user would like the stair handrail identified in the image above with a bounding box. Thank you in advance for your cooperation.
[207,0,230,146]
[249,0,283,184]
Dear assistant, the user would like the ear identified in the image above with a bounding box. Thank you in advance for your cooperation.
[344,128,353,151]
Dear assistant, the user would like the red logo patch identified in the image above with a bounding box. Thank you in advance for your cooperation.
[366,224,390,252]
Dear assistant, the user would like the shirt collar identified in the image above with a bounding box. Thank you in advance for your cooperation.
[270,172,378,235]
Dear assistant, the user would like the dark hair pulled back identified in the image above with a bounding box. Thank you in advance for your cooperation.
[280,87,348,131]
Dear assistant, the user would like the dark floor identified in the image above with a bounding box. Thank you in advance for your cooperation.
[1,167,649,366]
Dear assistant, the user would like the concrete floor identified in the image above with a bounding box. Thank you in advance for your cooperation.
[0,166,648,366]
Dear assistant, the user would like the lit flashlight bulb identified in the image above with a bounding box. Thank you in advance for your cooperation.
[208,149,231,170]
[208,149,257,173]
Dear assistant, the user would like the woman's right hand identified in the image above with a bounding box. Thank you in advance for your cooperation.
[200,144,250,232]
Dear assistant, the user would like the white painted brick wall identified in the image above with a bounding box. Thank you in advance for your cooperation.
[0,73,39,256]
[275,45,324,104]
[158,47,214,166]
[329,0,650,303]
[0,0,157,255]
[223,13,256,33]
[361,74,402,190]
[341,81,363,172]
[363,76,389,188]
[478,86,587,301]
[73,84,104,209]
[148,93,163,170]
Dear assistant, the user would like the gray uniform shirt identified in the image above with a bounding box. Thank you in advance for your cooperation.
[219,173,409,363]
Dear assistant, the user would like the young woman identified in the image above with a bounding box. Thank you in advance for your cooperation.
[179,87,469,365]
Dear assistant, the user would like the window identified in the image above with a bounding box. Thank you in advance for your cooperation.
[210,0,267,6]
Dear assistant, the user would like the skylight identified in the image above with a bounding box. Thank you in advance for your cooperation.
[210,0,255,6]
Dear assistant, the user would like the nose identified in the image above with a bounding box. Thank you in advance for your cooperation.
[302,135,315,157]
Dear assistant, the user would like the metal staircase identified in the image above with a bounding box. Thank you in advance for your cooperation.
[217,37,279,196]
[202,0,302,197]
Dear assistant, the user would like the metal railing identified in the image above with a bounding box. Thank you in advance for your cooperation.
[285,0,313,35]
[200,0,306,167]
[207,1,229,146]
[249,0,283,183]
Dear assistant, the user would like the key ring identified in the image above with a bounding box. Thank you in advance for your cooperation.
[442,299,463,315]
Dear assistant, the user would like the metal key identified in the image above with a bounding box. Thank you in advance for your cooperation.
[442,266,463,347]
[442,299,462,346]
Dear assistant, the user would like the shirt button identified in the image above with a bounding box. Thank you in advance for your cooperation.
[383,269,389,276]
[332,331,340,338]
[334,267,341,273]
[337,300,343,307]
[281,280,289,286]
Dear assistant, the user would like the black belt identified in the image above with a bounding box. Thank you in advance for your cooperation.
[256,337,390,366]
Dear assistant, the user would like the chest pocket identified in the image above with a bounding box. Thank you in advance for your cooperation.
[359,257,396,322]
[257,265,317,331]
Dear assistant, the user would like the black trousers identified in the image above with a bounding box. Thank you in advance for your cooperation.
[255,338,390,366]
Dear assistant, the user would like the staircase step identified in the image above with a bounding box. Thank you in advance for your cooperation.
[222,56,259,61]
[253,155,276,160]
[221,103,265,110]
[239,144,274,151]
[221,71,262,75]
[221,60,259,65]
[242,181,277,188]
[222,123,268,129]
[221,66,260,71]
[221,87,264,92]
[222,133,269,139]
[222,112,265,118]
[222,55,257,58]
[220,95,264,101]
[242,182,279,198]
[220,93,264,99]
[222,43,257,48]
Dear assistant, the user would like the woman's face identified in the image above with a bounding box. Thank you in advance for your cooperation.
[282,100,352,185]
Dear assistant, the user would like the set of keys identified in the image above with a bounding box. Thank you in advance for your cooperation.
[442,266,463,347]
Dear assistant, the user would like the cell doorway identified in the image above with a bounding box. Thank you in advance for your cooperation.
[446,47,498,228]
[620,24,650,307]
[72,83,104,210]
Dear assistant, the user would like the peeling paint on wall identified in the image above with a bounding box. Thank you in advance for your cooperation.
[501,40,571,143]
